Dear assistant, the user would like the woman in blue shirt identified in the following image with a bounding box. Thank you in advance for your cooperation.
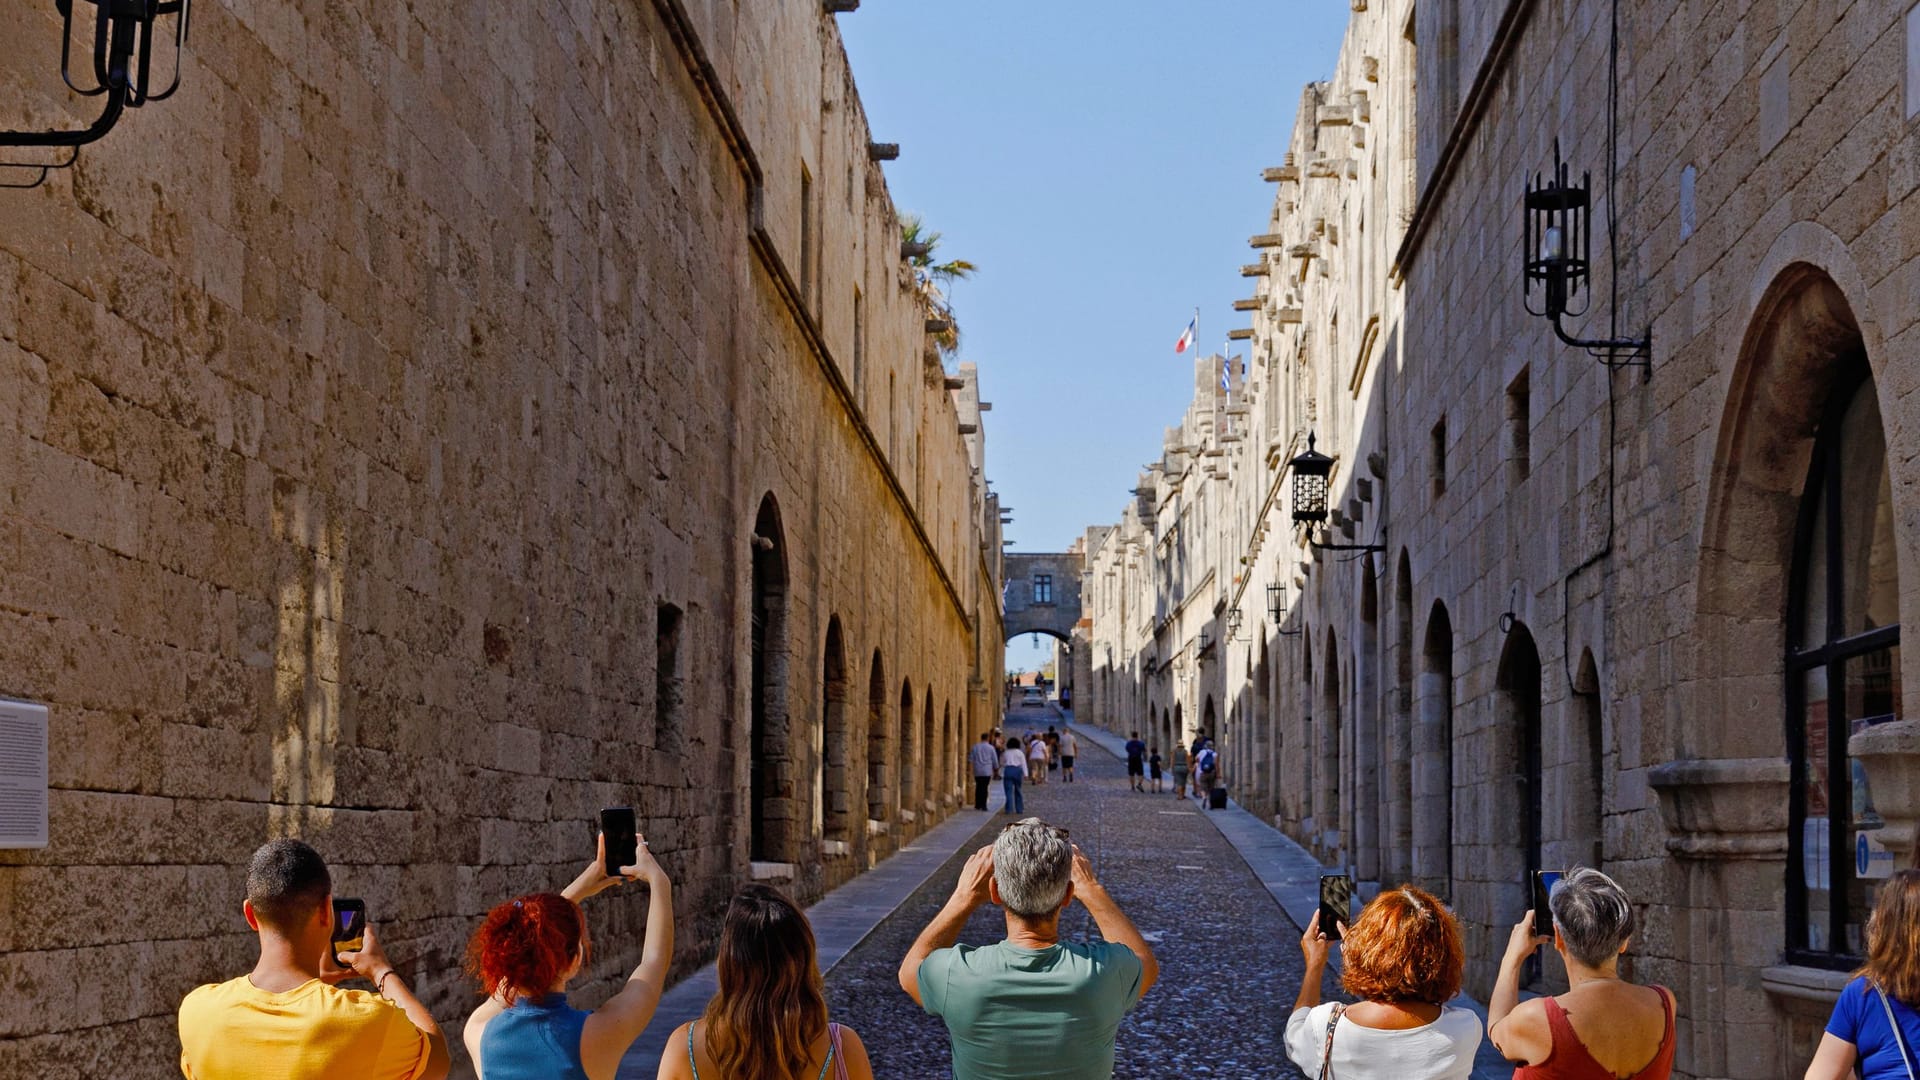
[1807,870,1920,1080]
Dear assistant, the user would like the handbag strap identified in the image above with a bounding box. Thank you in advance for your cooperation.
[1878,986,1918,1080]
[1318,1003,1347,1080]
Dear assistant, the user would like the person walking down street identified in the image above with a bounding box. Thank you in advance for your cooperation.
[1288,885,1483,1080]
[1044,727,1061,777]
[1027,733,1050,786]
[1124,732,1147,792]
[1195,741,1221,809]
[1490,866,1673,1080]
[1171,743,1190,800]
[1000,739,1026,815]
[1059,728,1078,783]
[898,819,1159,1080]
[463,832,675,1080]
[970,733,1000,812]
[658,885,874,1080]
[1805,869,1920,1080]
[1147,747,1164,793]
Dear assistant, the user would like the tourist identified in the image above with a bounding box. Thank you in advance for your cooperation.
[177,839,451,1080]
[1060,727,1079,783]
[658,885,873,1080]
[1027,731,1050,785]
[1195,740,1222,807]
[898,820,1158,1079]
[1171,742,1190,799]
[1124,731,1147,792]
[1045,726,1061,777]
[463,831,674,1079]
[1287,885,1482,1080]
[1804,869,1920,1080]
[971,732,1000,811]
[1001,738,1027,814]
[1148,745,1164,793]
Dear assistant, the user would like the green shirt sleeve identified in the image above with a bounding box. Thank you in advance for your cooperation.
[918,947,956,1017]
[1103,943,1146,1010]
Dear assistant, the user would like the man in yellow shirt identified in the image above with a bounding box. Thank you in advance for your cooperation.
[178,839,451,1080]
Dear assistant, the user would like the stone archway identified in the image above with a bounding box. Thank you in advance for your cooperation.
[821,618,851,851]
[1414,602,1453,897]
[749,494,796,867]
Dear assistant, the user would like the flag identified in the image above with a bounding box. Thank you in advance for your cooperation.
[1174,314,1197,355]
[1220,355,1230,391]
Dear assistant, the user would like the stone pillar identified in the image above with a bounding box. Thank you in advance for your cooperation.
[1411,670,1452,895]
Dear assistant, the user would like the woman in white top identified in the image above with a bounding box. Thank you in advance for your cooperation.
[1285,884,1483,1080]
[1026,734,1049,785]
[999,738,1026,815]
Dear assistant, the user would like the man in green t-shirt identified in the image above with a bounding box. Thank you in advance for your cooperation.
[898,818,1160,1079]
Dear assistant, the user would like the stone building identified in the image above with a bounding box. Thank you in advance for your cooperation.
[0,1,1002,1073]
[1084,2,1920,1078]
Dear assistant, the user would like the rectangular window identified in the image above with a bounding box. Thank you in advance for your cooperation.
[1507,367,1531,484]
[800,167,816,315]
[656,603,686,758]
[1035,576,1054,605]
[1430,417,1447,500]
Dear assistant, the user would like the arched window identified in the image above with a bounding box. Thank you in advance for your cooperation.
[1789,361,1900,963]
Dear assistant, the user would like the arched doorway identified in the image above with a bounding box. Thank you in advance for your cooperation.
[898,679,917,818]
[1319,629,1342,857]
[1493,621,1543,990]
[866,651,889,825]
[1414,602,1453,897]
[921,694,934,812]
[821,618,851,848]
[1567,650,1604,869]
[749,495,793,865]
[1389,549,1415,882]
[940,703,953,803]
[1356,559,1381,881]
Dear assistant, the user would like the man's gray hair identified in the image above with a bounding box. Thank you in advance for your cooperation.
[993,817,1072,917]
[1548,866,1636,968]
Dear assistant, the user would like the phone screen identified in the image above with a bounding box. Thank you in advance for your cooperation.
[1318,874,1353,943]
[601,807,638,876]
[1532,870,1564,937]
[330,898,366,966]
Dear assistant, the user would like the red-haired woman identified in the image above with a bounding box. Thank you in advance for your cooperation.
[1287,885,1483,1080]
[1807,870,1920,1080]
[463,832,674,1080]
[655,884,873,1080]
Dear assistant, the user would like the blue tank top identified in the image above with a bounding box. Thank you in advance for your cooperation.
[480,994,592,1080]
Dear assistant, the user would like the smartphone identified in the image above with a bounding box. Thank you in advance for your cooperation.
[331,898,366,967]
[1532,869,1565,937]
[1318,874,1353,943]
[601,806,638,876]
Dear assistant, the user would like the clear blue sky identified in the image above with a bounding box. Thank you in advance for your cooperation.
[840,3,1351,672]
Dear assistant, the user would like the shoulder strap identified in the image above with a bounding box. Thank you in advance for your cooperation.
[687,1021,701,1080]
[1877,985,1918,1080]
[1319,1003,1347,1080]
[815,1024,838,1080]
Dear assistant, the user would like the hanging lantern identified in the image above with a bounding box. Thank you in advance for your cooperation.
[1289,433,1334,525]
[1522,140,1591,323]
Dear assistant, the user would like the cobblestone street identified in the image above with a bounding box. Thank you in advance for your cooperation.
[824,705,1337,1079]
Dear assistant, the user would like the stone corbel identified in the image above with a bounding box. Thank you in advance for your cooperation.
[1850,718,1920,864]
[1648,757,1789,859]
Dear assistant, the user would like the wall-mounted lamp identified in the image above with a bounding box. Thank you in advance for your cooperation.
[1523,140,1651,379]
[1226,608,1244,640]
[1290,433,1383,554]
[1268,581,1303,637]
[1,0,192,188]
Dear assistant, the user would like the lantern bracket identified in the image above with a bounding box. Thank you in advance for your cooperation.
[1549,313,1652,382]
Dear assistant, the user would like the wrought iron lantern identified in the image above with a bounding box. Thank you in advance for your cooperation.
[1226,607,1243,640]
[1266,582,1284,623]
[1289,432,1382,554]
[1,0,192,187]
[1522,140,1651,377]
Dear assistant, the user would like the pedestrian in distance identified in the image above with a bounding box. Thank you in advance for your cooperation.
[1171,742,1190,800]
[1045,726,1061,776]
[1196,741,1221,809]
[1490,866,1673,1080]
[1804,868,1920,1080]
[657,885,873,1080]
[177,839,452,1080]
[1000,738,1027,814]
[1289,885,1483,1080]
[1059,727,1078,783]
[898,819,1159,1080]
[1148,746,1164,793]
[462,830,674,1080]
[1124,731,1147,792]
[1027,732,1050,786]
[971,732,1000,811]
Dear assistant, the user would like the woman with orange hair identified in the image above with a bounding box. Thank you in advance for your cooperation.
[1287,884,1483,1080]
[1806,870,1920,1080]
[656,884,873,1080]
[463,832,674,1080]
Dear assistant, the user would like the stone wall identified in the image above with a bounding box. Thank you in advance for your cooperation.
[1085,2,1920,1077]
[0,1,1002,1075]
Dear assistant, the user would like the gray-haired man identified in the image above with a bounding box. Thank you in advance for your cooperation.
[898,818,1159,1079]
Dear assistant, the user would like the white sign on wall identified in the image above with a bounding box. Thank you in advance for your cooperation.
[0,698,49,849]
[1909,3,1920,119]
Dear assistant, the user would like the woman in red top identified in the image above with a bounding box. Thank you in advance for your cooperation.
[1489,867,1675,1080]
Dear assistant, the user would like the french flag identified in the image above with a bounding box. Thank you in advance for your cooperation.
[1174,314,1197,355]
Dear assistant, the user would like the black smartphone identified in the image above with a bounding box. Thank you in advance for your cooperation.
[1318,873,1353,943]
[1532,869,1565,937]
[601,806,638,876]
[330,898,366,967]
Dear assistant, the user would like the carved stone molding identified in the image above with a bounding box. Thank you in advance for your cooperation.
[1649,757,1789,859]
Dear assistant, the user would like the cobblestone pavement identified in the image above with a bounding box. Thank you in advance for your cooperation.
[825,705,1341,1078]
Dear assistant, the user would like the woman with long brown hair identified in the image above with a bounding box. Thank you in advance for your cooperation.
[656,884,873,1080]
[1807,869,1920,1080]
